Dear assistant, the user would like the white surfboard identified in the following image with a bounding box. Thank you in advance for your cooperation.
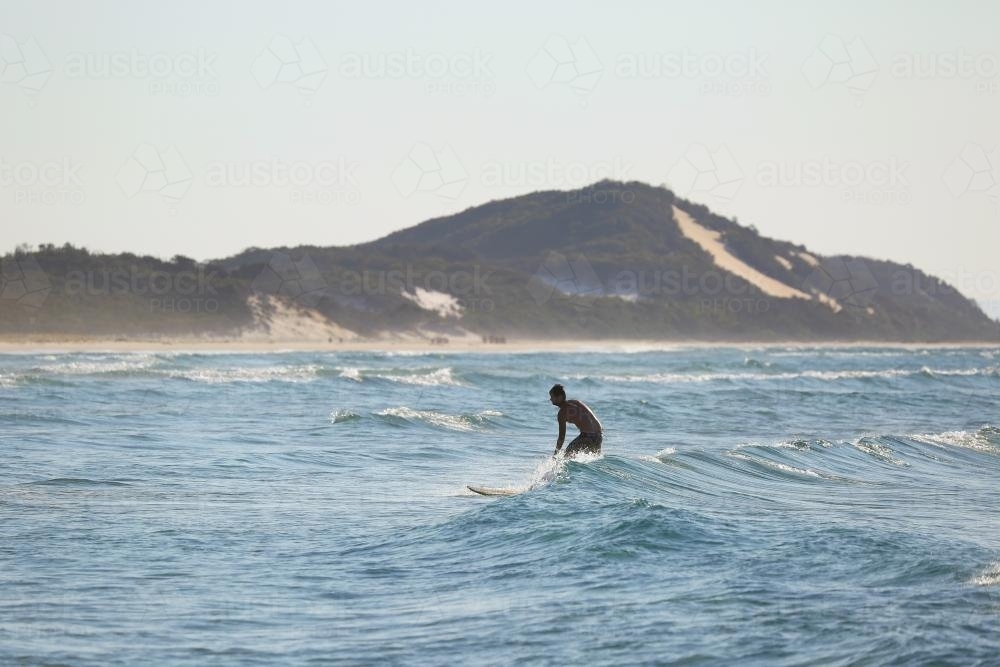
[467,485,522,497]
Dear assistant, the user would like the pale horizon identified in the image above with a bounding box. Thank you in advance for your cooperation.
[3,0,999,304]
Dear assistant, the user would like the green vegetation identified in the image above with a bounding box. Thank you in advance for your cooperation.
[2,182,997,342]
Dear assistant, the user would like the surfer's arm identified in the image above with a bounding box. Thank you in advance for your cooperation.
[554,416,566,455]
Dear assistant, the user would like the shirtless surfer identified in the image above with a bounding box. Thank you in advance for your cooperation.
[549,384,603,458]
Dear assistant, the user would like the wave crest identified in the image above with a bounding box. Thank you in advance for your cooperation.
[373,406,503,432]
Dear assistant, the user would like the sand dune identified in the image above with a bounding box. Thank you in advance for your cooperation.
[673,206,812,300]
[673,206,843,312]
[243,295,358,342]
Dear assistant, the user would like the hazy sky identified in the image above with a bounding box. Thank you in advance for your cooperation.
[3,0,999,302]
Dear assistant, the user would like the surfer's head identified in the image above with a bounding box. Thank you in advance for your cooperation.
[549,383,566,406]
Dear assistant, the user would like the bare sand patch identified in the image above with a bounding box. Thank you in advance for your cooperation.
[673,206,811,300]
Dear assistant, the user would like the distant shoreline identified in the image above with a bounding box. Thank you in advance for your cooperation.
[0,336,997,355]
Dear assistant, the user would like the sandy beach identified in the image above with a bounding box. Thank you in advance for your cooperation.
[0,335,996,355]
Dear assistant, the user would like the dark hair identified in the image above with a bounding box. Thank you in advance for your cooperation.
[549,383,565,397]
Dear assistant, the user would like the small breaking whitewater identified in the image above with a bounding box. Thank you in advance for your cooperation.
[166,365,321,383]
[970,562,1000,586]
[335,366,462,387]
[569,366,998,385]
[371,406,504,432]
[466,449,604,497]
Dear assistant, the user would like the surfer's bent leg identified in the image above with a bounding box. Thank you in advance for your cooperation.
[563,433,602,458]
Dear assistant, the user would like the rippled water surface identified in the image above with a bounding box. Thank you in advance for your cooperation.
[2,345,999,665]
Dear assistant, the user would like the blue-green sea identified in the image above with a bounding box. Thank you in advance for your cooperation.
[2,345,999,665]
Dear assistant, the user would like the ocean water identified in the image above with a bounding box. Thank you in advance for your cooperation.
[2,345,999,665]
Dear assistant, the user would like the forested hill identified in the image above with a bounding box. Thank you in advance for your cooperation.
[2,181,997,342]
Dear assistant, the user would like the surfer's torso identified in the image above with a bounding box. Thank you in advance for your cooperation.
[559,399,602,435]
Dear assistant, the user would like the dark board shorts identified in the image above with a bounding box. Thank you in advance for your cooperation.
[565,432,602,458]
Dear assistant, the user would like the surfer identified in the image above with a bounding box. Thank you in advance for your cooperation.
[549,384,603,458]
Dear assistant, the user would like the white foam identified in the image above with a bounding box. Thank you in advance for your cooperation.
[338,367,363,382]
[852,439,908,466]
[36,355,157,375]
[728,451,822,477]
[375,406,477,432]
[527,455,567,487]
[606,343,688,354]
[166,365,319,384]
[480,450,603,493]
[572,366,996,385]
[464,455,557,496]
[971,562,1000,586]
[373,367,462,387]
[770,349,912,358]
[382,350,436,357]
[329,409,360,423]
[921,366,995,377]
[914,430,998,454]
[733,440,807,451]
[558,450,604,465]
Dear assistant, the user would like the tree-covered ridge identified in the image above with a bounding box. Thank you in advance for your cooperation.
[2,182,997,342]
